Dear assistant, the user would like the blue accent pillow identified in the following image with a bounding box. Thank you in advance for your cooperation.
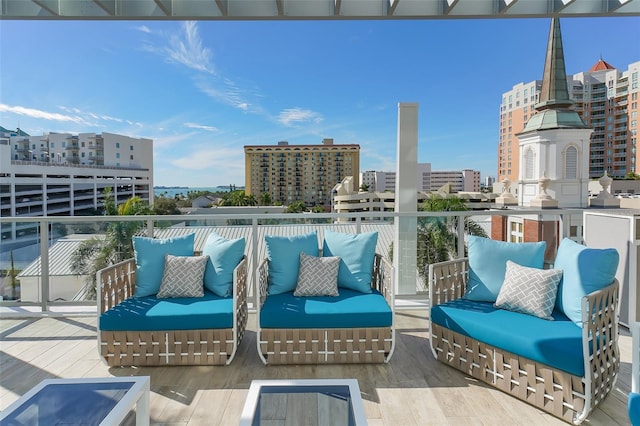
[265,232,319,295]
[323,230,378,293]
[202,232,246,297]
[464,236,546,302]
[554,238,619,327]
[133,233,195,297]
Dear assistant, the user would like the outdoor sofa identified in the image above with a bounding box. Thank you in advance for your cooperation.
[256,230,395,365]
[97,232,248,366]
[428,236,620,424]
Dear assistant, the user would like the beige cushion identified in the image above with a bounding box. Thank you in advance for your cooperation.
[294,252,340,297]
[157,254,208,298]
[494,260,562,320]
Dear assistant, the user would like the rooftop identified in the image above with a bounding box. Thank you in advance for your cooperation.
[0,309,632,425]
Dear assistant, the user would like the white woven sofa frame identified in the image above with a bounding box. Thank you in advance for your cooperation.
[97,256,248,367]
[428,257,620,425]
[256,253,395,365]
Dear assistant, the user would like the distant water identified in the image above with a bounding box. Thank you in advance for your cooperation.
[154,186,234,198]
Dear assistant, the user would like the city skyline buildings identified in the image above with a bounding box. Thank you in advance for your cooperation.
[1,18,638,187]
[499,59,640,183]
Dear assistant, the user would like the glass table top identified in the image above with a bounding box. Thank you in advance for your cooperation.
[241,379,367,426]
[2,381,136,425]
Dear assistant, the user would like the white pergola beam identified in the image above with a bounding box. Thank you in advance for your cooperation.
[1,0,638,19]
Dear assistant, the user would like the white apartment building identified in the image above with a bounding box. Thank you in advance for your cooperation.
[360,163,479,193]
[1,128,154,252]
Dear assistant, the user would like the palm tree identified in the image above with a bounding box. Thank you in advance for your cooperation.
[260,191,272,206]
[70,188,150,300]
[416,194,487,277]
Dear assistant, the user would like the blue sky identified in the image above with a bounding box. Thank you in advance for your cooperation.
[1,17,638,187]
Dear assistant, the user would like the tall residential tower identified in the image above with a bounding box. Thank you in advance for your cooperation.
[499,60,640,182]
[244,139,360,207]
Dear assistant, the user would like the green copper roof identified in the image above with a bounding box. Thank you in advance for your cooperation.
[521,18,588,133]
[520,109,589,133]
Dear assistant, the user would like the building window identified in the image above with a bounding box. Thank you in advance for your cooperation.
[130,155,134,160]
[524,147,535,180]
[565,146,578,179]
[130,145,134,151]
[116,143,120,148]
[116,153,120,159]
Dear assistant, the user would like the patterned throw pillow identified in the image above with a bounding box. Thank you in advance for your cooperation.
[157,255,208,299]
[494,260,563,320]
[293,252,340,297]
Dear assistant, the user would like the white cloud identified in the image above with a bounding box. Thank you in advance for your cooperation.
[163,21,214,74]
[0,103,87,124]
[135,25,152,34]
[184,122,218,132]
[170,147,244,171]
[277,108,324,127]
[152,132,198,149]
[194,78,254,112]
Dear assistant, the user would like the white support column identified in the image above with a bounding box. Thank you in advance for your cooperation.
[394,102,419,295]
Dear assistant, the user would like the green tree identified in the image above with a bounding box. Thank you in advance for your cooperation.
[286,201,307,213]
[360,183,370,192]
[152,196,181,215]
[416,194,487,277]
[5,251,20,300]
[624,172,640,180]
[219,190,258,206]
[260,191,272,206]
[70,188,150,300]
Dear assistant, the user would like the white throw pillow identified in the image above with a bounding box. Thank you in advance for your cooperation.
[494,260,562,320]
[293,252,340,297]
[157,254,208,298]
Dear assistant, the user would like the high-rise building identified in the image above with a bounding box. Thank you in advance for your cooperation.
[498,60,640,182]
[244,139,360,207]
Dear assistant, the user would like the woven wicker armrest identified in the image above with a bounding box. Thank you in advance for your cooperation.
[233,256,248,308]
[581,279,620,411]
[98,258,136,314]
[428,258,468,307]
[373,254,394,309]
[257,257,269,308]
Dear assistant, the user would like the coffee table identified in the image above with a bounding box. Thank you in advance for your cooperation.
[0,376,150,425]
[240,378,367,425]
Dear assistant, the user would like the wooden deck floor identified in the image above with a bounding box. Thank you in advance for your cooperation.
[0,309,632,425]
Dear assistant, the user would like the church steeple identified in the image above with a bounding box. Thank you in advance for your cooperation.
[519,18,588,133]
[536,18,572,111]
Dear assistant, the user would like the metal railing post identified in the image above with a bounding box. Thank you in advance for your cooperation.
[457,215,465,258]
[39,219,49,311]
[251,217,259,309]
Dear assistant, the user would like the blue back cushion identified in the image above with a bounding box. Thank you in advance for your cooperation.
[133,233,195,297]
[431,299,584,377]
[260,289,392,329]
[202,232,246,297]
[464,236,546,302]
[100,289,233,331]
[554,238,619,327]
[323,230,378,293]
[265,232,319,295]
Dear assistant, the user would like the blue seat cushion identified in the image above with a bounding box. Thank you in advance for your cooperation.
[100,290,233,331]
[431,299,584,377]
[260,289,392,329]
[629,392,640,426]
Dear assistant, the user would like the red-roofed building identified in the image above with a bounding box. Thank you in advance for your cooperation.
[589,58,616,72]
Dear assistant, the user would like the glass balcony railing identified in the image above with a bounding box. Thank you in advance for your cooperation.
[0,209,587,312]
